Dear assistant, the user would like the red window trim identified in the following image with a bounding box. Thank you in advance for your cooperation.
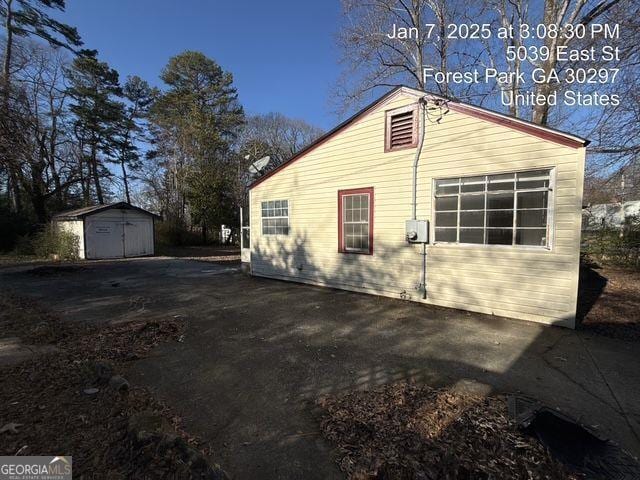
[338,187,374,255]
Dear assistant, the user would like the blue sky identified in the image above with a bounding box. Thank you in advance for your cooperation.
[58,0,342,130]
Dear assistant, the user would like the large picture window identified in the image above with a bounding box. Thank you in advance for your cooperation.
[434,170,552,247]
[261,200,289,235]
[338,187,374,254]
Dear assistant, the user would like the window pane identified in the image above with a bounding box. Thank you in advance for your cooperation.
[345,209,353,222]
[487,210,514,228]
[488,173,515,191]
[516,229,547,246]
[518,191,547,209]
[517,209,547,228]
[436,179,459,195]
[436,212,457,227]
[460,194,484,210]
[487,192,514,210]
[435,196,458,211]
[487,228,513,245]
[517,170,549,180]
[461,176,485,193]
[361,232,369,250]
[460,211,484,227]
[435,228,456,242]
[517,179,549,189]
[460,228,484,244]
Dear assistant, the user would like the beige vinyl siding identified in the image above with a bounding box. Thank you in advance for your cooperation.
[250,89,585,327]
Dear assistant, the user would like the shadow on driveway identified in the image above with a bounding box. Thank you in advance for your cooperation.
[1,257,638,479]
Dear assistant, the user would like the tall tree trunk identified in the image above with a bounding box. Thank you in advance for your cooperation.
[90,142,104,204]
[121,158,131,203]
[30,168,47,224]
[48,96,63,205]
[3,0,18,213]
[78,154,89,205]
[2,0,13,105]
[8,170,21,212]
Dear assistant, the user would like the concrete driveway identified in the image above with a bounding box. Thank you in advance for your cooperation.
[2,257,639,479]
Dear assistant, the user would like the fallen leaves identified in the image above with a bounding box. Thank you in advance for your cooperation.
[0,292,222,478]
[318,382,577,480]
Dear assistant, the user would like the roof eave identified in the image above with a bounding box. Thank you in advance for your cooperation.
[248,85,589,190]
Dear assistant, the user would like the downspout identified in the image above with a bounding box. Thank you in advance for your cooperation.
[412,97,428,220]
[412,97,428,300]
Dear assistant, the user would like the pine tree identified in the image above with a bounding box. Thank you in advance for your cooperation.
[67,50,123,204]
[116,75,157,203]
[150,51,244,236]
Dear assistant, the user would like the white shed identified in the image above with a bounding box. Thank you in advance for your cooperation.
[53,202,160,259]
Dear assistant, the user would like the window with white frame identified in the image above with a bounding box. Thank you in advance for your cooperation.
[261,200,289,235]
[339,188,373,254]
[434,169,552,247]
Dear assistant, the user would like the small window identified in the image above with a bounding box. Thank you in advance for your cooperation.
[338,187,373,254]
[385,106,418,151]
[433,169,553,248]
[261,200,289,235]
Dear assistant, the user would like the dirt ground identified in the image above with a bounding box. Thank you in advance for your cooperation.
[0,293,229,478]
[577,265,640,341]
[0,257,639,479]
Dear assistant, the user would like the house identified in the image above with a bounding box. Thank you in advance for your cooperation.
[582,201,640,230]
[53,202,160,260]
[246,86,588,328]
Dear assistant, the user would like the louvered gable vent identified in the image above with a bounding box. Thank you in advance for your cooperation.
[386,106,417,151]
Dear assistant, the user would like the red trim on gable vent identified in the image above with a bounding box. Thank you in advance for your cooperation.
[446,103,587,149]
[338,187,374,255]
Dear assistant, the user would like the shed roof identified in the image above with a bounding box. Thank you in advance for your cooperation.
[53,202,161,220]
[249,86,589,190]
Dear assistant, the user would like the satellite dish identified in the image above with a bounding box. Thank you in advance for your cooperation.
[248,156,270,175]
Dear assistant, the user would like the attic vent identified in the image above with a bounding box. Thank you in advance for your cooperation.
[385,106,418,151]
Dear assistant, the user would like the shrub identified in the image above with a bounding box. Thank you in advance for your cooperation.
[155,221,202,247]
[31,224,80,260]
[582,215,640,268]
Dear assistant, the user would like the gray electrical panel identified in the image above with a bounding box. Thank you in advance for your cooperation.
[405,219,429,243]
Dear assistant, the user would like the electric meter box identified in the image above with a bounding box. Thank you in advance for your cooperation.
[405,219,429,243]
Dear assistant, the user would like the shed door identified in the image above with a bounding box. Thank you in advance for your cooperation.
[85,218,124,259]
[124,214,153,257]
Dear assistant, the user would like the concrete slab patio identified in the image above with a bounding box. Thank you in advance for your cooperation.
[1,257,638,479]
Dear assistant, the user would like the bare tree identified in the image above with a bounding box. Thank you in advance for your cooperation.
[238,113,324,169]
[337,0,497,111]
